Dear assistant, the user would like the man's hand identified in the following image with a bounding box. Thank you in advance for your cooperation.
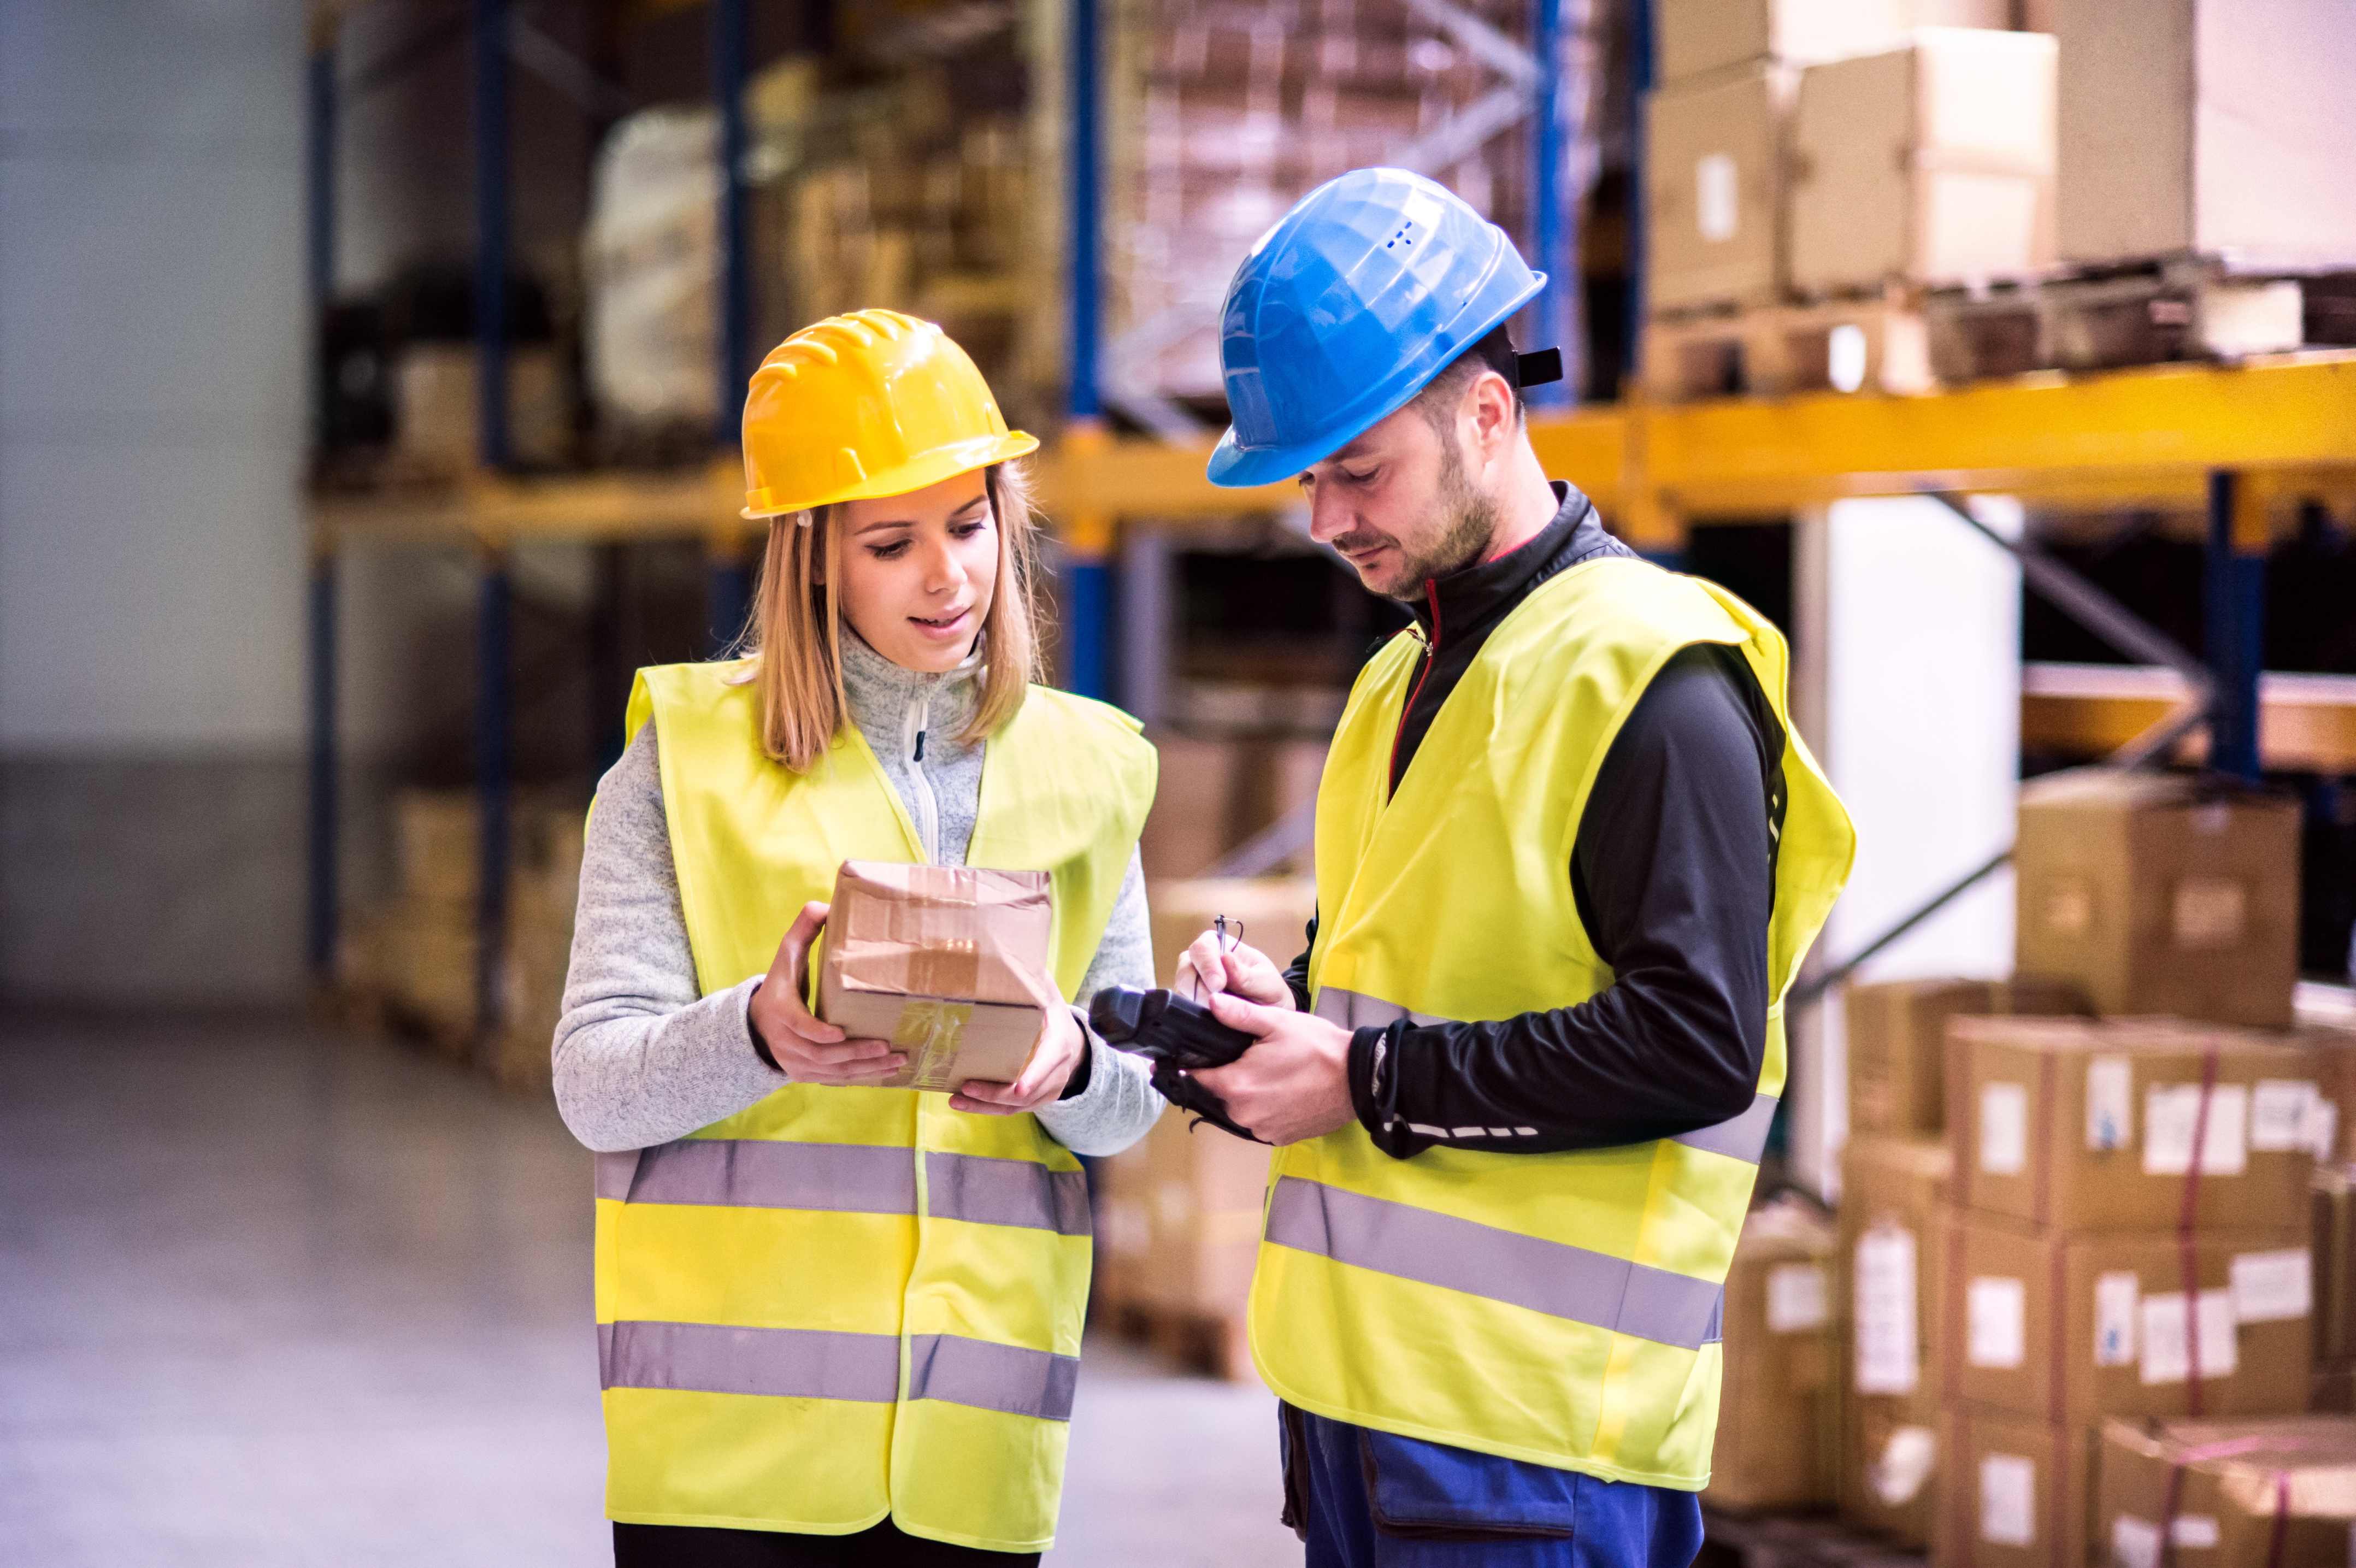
[953,1004,1087,1115]
[746,901,906,1084]
[1188,991,1356,1145]
[1173,932,1297,1011]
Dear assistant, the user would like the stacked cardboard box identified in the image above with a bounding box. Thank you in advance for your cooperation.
[1787,29,2057,297]
[495,810,582,1089]
[390,343,570,474]
[2054,0,2356,270]
[1139,735,1327,881]
[1841,1134,1953,1547]
[1142,878,1320,1015]
[1710,1197,1842,1512]
[582,56,1038,444]
[2014,770,2304,1031]
[1108,0,1535,400]
[1847,975,2092,1139]
[343,789,585,1084]
[1645,0,2015,313]
[1095,1108,1272,1329]
[1930,1016,2323,1567]
[1094,875,1308,1360]
[2301,1015,2356,1165]
[2314,1164,2356,1412]
[2096,1415,2356,1568]
[581,63,814,445]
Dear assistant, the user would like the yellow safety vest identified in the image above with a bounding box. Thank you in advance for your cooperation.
[1252,555,1854,1489]
[596,660,1156,1551]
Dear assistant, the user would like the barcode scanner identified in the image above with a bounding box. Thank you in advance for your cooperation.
[1088,985,1267,1142]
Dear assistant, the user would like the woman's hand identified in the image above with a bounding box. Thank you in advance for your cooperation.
[746,901,906,1084]
[1173,932,1297,1012]
[952,1005,1087,1115]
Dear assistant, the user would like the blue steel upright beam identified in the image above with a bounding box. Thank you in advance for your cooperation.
[475,559,514,1041]
[706,545,755,657]
[713,0,751,445]
[1528,0,1574,408]
[306,32,339,981]
[1062,0,1112,699]
[1067,0,1102,429]
[1622,0,1654,388]
[474,0,512,1040]
[2205,471,2266,783]
[474,0,510,468]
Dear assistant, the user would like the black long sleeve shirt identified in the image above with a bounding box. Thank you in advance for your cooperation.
[1282,484,1788,1159]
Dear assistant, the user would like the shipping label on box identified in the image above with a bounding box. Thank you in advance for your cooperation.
[1940,1408,2097,1568]
[1644,66,1793,313]
[1949,1015,2318,1233]
[1943,1213,2312,1423]
[1840,1135,1952,1547]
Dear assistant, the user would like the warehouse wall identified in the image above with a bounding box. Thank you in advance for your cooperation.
[0,1,310,1004]
[1788,494,2025,1198]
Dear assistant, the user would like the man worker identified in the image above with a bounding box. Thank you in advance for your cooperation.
[1174,168,1856,1566]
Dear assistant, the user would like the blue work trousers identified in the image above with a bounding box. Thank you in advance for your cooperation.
[1281,1405,1705,1568]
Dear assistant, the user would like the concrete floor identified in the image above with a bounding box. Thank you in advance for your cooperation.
[0,1011,1295,1567]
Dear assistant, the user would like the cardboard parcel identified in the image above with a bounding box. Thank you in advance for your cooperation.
[817,860,1061,1093]
[2098,1415,2356,1568]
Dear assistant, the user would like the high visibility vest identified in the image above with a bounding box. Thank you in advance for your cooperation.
[1252,556,1854,1490]
[596,661,1156,1551]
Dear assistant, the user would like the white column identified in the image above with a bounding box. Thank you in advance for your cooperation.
[1786,495,2023,1200]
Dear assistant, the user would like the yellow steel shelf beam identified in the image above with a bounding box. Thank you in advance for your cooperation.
[1038,353,2356,541]
[2023,662,2356,773]
[1642,353,2356,517]
[311,459,747,551]
[305,354,2356,552]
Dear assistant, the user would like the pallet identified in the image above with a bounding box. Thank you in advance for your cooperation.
[1103,1300,1255,1383]
[1640,291,1932,403]
[1697,1510,1926,1568]
[1926,257,2356,383]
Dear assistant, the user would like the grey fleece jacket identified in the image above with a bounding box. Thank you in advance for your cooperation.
[551,633,1163,1156]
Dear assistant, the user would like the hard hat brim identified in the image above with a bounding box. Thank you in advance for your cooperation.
[742,429,1040,520]
[1205,271,1545,490]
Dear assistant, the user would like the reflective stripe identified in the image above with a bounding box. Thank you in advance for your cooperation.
[596,1139,917,1213]
[599,1320,902,1402]
[926,1152,1092,1236]
[1316,986,1775,1166]
[594,1151,638,1200]
[598,1323,1079,1418]
[1670,1093,1780,1164]
[908,1333,1080,1422]
[1263,1176,1724,1352]
[594,1141,1086,1233]
[1313,986,1452,1031]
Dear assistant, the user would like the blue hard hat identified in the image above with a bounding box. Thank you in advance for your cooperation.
[1206,167,1545,489]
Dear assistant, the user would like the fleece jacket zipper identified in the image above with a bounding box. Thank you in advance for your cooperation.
[1386,579,1443,798]
[902,682,940,863]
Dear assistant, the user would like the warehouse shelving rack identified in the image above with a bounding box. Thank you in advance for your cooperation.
[303,0,2356,1042]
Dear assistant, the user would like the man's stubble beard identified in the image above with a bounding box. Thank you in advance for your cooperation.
[1370,429,1499,602]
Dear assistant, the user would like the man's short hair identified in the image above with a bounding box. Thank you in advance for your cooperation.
[1410,323,1524,431]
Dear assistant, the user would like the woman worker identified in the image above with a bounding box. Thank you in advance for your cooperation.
[553,309,1163,1566]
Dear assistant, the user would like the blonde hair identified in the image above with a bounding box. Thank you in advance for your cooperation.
[731,462,1048,773]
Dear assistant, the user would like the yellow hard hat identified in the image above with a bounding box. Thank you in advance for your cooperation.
[739,309,1039,519]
